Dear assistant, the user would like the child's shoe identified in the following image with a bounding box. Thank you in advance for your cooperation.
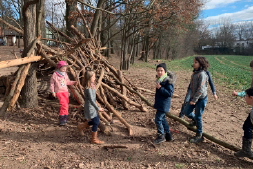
[165,132,173,142]
[59,115,66,126]
[234,137,253,158]
[77,121,89,136]
[189,120,197,127]
[91,131,104,144]
[153,133,166,144]
[63,115,68,124]
[189,133,204,143]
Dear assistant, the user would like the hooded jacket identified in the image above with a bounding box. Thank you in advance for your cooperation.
[154,71,177,112]
[190,69,208,103]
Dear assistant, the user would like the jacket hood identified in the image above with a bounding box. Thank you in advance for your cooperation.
[163,71,177,84]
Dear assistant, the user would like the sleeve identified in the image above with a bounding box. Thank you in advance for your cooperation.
[237,91,246,97]
[191,73,207,103]
[206,71,216,95]
[158,83,174,97]
[66,75,76,85]
[86,89,99,111]
[50,73,56,93]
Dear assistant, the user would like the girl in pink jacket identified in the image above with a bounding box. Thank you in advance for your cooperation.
[50,61,76,126]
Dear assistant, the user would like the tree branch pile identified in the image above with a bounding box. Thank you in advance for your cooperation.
[0,22,150,136]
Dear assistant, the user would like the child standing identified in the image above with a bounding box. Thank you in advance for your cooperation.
[77,70,104,144]
[179,70,218,118]
[184,57,209,143]
[234,87,253,158]
[50,61,77,126]
[153,63,176,144]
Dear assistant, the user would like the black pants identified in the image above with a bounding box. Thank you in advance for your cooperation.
[243,114,253,139]
[88,115,99,132]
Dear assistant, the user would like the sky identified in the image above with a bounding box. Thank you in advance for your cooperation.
[201,0,253,24]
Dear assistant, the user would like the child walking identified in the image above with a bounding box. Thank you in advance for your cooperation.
[234,87,253,158]
[184,56,209,143]
[50,61,77,126]
[77,70,104,144]
[153,63,176,144]
[179,69,218,118]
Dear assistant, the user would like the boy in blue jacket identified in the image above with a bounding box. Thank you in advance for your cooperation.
[153,63,177,144]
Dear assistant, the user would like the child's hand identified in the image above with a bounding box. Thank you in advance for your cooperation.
[232,90,238,96]
[52,92,56,97]
[213,94,218,100]
[156,83,161,89]
[99,108,104,112]
[190,101,195,105]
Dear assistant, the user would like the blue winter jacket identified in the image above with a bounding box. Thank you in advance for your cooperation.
[154,71,177,112]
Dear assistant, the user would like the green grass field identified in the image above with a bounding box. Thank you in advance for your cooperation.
[134,55,253,90]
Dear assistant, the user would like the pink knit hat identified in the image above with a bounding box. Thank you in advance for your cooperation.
[57,61,68,69]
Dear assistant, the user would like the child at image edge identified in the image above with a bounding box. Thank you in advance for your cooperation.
[234,87,253,158]
[184,56,209,143]
[50,61,77,126]
[77,70,104,144]
[153,63,176,144]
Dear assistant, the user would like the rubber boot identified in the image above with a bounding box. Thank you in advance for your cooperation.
[91,131,104,144]
[165,132,173,142]
[59,115,66,126]
[153,133,166,144]
[235,137,253,158]
[77,121,89,136]
[64,115,68,124]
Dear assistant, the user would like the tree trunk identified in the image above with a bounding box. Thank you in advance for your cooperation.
[36,0,45,40]
[65,0,77,39]
[20,0,39,108]
[90,0,106,37]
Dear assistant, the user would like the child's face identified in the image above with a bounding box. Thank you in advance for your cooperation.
[192,59,200,70]
[90,73,96,83]
[59,66,67,72]
[245,94,253,106]
[156,67,165,78]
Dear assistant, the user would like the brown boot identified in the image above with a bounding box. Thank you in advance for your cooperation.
[77,121,89,136]
[91,131,104,144]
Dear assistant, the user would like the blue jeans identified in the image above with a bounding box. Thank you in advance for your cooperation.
[243,114,253,139]
[184,96,208,134]
[155,110,170,135]
[88,115,99,132]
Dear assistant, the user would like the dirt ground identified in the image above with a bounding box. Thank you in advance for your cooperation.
[0,46,253,169]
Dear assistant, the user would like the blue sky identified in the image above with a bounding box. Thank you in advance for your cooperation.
[201,0,253,23]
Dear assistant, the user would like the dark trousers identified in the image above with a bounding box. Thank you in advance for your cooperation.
[88,116,99,132]
[243,114,253,139]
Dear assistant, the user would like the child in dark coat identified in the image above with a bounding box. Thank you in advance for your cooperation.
[153,63,177,144]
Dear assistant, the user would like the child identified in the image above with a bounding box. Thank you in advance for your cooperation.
[153,63,176,144]
[179,70,218,118]
[50,61,77,126]
[234,87,253,158]
[232,60,253,98]
[77,70,104,144]
[184,56,209,143]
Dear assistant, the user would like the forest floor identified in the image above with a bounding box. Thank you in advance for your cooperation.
[0,46,252,169]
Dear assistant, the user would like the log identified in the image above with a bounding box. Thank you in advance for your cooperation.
[69,85,85,105]
[8,63,31,110]
[95,68,105,90]
[0,18,23,35]
[101,82,148,112]
[99,86,133,136]
[0,55,49,69]
[0,66,25,118]
[118,70,129,110]
[166,112,241,152]
[103,145,128,150]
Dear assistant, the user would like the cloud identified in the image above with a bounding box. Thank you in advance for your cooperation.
[204,6,253,23]
[245,5,249,8]
[203,0,242,10]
